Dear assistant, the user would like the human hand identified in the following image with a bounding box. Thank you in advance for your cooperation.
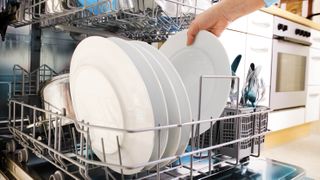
[187,4,230,45]
[186,0,265,45]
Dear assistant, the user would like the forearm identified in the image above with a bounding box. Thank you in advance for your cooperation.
[218,0,265,21]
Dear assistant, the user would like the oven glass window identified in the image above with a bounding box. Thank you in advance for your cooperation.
[276,53,306,92]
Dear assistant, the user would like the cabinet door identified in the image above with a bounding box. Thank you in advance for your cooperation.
[257,86,270,107]
[227,15,248,33]
[268,107,305,131]
[247,11,273,38]
[219,29,246,91]
[305,86,320,122]
[245,35,272,86]
[311,29,320,49]
[308,48,320,86]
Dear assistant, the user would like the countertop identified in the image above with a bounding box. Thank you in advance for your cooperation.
[261,6,320,31]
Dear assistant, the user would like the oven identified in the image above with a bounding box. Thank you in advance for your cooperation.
[270,17,311,110]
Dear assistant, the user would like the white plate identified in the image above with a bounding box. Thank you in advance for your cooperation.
[131,41,182,168]
[109,37,169,169]
[46,0,64,14]
[70,36,155,175]
[160,30,231,135]
[42,74,75,127]
[134,41,192,165]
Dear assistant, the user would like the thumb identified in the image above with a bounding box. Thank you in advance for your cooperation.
[187,23,200,46]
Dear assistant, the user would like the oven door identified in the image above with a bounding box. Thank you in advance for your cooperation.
[270,39,309,110]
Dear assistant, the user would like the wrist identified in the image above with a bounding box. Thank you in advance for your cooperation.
[218,0,242,22]
[218,0,265,21]
[209,2,233,23]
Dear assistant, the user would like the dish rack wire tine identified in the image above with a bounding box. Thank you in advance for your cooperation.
[189,119,195,179]
[156,124,161,180]
[101,137,111,180]
[116,135,125,180]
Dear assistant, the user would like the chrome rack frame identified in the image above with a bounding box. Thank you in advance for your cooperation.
[9,0,209,42]
[6,75,271,179]
[12,64,58,97]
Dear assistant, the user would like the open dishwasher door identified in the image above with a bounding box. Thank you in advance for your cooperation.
[196,158,305,180]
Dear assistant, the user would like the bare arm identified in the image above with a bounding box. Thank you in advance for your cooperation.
[187,0,265,45]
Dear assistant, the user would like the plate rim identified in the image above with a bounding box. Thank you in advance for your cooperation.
[109,37,170,168]
[135,41,193,165]
[131,41,183,169]
[160,30,231,135]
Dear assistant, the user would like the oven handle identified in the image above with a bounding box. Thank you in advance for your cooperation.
[274,36,312,46]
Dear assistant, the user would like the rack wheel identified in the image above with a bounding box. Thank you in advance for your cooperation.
[240,156,250,164]
[6,140,16,153]
[49,171,64,180]
[17,148,29,163]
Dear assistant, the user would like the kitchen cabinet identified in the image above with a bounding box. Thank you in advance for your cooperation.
[247,11,274,38]
[220,29,273,107]
[245,34,273,87]
[305,86,320,122]
[307,48,320,86]
[227,10,273,37]
[268,107,305,131]
[258,85,270,107]
[305,38,320,122]
[311,29,320,49]
[219,29,246,90]
[227,15,248,33]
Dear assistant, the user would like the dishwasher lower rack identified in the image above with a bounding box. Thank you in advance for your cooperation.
[6,99,271,180]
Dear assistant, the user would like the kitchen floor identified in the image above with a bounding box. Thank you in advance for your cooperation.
[261,133,320,180]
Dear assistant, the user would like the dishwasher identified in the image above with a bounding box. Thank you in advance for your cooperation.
[0,0,305,179]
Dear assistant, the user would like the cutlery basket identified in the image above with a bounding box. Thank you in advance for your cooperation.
[218,106,269,161]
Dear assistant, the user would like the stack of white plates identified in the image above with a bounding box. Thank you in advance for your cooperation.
[69,30,230,175]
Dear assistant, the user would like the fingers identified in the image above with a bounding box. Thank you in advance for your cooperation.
[208,21,229,37]
[187,22,200,46]
[210,28,225,37]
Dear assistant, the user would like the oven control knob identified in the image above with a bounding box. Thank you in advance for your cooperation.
[306,32,311,37]
[283,25,288,31]
[299,30,304,36]
[304,31,309,37]
[278,23,284,30]
[295,29,301,35]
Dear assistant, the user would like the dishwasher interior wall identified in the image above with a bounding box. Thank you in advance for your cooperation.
[0,27,76,120]
[40,28,76,73]
[0,25,31,120]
